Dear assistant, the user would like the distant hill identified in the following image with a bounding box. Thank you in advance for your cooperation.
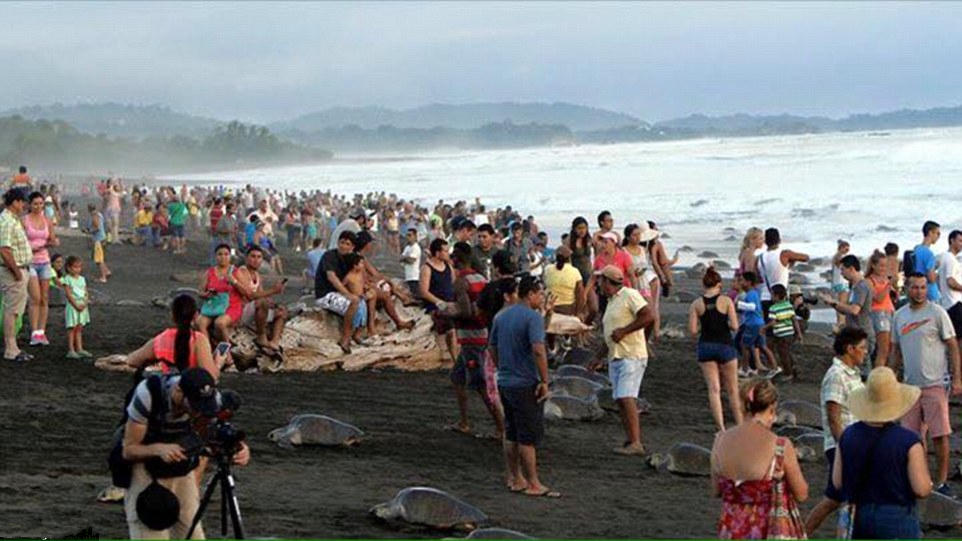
[272,102,643,132]
[0,102,221,139]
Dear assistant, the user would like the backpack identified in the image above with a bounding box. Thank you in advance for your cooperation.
[107,373,166,488]
[902,250,916,277]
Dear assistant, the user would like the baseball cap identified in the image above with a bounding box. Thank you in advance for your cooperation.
[788,285,803,296]
[600,231,619,243]
[600,264,625,283]
[179,368,220,417]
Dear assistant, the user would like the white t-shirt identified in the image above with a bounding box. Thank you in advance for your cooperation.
[402,242,422,281]
[938,252,962,308]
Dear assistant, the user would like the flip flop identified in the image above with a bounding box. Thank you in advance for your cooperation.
[508,485,528,493]
[524,489,561,498]
[338,342,352,355]
[255,342,279,356]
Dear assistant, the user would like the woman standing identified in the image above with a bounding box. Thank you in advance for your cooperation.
[544,245,584,317]
[712,379,809,539]
[865,250,895,367]
[832,366,931,539]
[625,222,663,338]
[731,228,764,298]
[568,217,593,283]
[688,268,742,432]
[23,192,59,346]
[196,244,242,342]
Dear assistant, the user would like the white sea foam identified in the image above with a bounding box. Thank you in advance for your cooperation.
[168,127,962,263]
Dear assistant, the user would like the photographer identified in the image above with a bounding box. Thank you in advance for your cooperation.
[122,368,250,539]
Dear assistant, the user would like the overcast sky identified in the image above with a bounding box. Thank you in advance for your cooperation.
[3,1,961,123]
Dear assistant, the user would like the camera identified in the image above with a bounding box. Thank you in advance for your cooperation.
[205,419,246,458]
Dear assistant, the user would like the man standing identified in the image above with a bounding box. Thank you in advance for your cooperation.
[252,198,279,238]
[315,231,361,354]
[400,228,422,298]
[327,209,364,250]
[938,230,962,346]
[825,255,875,372]
[914,220,942,303]
[473,223,500,279]
[167,195,189,255]
[757,227,809,314]
[599,265,654,455]
[893,273,961,496]
[489,276,559,498]
[804,327,867,535]
[439,242,505,437]
[0,189,32,362]
[505,222,533,274]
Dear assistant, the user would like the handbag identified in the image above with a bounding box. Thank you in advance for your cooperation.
[836,424,891,539]
[200,266,232,317]
[767,437,807,539]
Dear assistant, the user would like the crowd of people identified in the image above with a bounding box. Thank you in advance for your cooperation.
[7,164,962,540]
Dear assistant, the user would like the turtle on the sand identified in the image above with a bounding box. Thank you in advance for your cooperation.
[371,487,488,531]
[562,347,597,367]
[465,528,534,539]
[543,395,605,422]
[594,389,651,415]
[268,414,363,449]
[792,432,825,453]
[549,375,603,401]
[774,425,821,440]
[793,445,818,463]
[776,399,821,428]
[554,364,611,387]
[919,491,962,530]
[648,443,712,476]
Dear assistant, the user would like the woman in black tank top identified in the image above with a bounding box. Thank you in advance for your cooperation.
[688,267,743,432]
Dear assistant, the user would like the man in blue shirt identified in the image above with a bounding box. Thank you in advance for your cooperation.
[914,220,941,302]
[489,276,559,498]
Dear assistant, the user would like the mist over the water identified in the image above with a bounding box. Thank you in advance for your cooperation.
[169,126,962,261]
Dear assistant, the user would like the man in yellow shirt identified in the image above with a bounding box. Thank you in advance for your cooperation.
[133,201,153,246]
[600,265,654,456]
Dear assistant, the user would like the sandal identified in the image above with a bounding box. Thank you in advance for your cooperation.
[524,488,561,498]
[338,342,352,355]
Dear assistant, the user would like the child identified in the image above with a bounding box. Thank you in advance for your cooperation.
[737,271,779,376]
[763,284,801,381]
[68,203,79,229]
[342,253,374,343]
[86,204,110,283]
[62,256,91,359]
[831,240,851,331]
[49,253,65,289]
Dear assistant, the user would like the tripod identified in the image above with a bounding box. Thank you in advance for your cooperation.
[186,453,245,539]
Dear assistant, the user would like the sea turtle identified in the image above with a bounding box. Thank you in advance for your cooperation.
[774,425,821,440]
[268,414,364,449]
[794,445,818,463]
[919,491,962,530]
[776,399,821,428]
[554,364,611,387]
[594,389,651,415]
[371,487,488,531]
[465,528,534,539]
[562,347,597,367]
[648,443,712,476]
[792,432,825,454]
[543,395,605,422]
[549,375,604,401]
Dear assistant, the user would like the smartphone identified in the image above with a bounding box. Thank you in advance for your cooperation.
[215,342,231,356]
[281,277,289,284]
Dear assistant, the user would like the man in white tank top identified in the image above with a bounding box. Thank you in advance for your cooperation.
[757,228,809,306]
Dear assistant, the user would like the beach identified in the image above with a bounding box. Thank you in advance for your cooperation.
[1,227,959,539]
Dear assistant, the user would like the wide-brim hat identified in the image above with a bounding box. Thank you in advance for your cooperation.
[637,222,660,242]
[849,366,921,423]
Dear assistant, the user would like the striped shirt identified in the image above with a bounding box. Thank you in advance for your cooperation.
[454,269,488,346]
[768,300,796,338]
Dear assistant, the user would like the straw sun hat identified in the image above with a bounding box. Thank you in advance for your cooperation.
[849,367,921,423]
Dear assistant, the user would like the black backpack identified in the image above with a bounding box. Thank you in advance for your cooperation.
[902,250,916,277]
[107,373,165,488]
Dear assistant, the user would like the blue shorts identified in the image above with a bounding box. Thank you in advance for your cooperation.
[29,262,54,280]
[499,385,544,446]
[697,342,738,363]
[170,224,186,238]
[608,358,646,399]
[451,345,486,391]
[740,324,766,349]
[824,448,842,501]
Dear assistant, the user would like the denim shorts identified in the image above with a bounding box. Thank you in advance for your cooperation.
[871,310,893,334]
[451,345,486,391]
[608,358,646,399]
[28,262,54,280]
[170,224,186,238]
[823,448,842,501]
[740,324,766,349]
[852,503,920,539]
[697,342,738,364]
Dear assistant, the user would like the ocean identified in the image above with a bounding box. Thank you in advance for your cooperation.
[170,126,962,264]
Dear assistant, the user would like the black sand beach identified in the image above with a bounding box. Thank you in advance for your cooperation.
[0,232,957,539]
